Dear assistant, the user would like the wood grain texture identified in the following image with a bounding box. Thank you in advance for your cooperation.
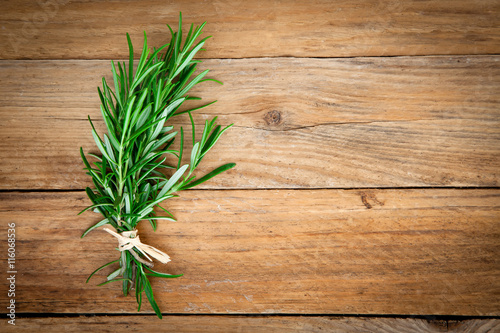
[0,189,498,315]
[1,0,499,326]
[1,316,499,333]
[1,0,499,60]
[1,56,498,189]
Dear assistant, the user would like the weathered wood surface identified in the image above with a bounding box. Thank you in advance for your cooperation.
[1,56,499,189]
[2,316,499,333]
[1,189,498,315]
[1,0,499,328]
[1,0,499,60]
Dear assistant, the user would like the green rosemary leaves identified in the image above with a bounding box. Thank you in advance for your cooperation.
[79,14,235,318]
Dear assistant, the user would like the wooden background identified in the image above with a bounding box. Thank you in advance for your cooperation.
[1,0,499,331]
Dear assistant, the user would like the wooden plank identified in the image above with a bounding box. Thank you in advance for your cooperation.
[2,316,499,333]
[1,0,499,60]
[0,56,499,189]
[0,189,498,315]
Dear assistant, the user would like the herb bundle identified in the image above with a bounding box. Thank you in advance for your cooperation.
[79,14,234,318]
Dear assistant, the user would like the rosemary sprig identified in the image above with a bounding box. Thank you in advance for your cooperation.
[79,14,235,318]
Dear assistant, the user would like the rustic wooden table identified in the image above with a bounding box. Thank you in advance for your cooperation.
[1,1,499,332]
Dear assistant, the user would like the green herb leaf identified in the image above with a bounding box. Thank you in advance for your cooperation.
[181,163,236,190]
[86,260,119,283]
[81,218,110,238]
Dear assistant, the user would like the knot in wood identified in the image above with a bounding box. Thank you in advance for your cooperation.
[264,110,282,126]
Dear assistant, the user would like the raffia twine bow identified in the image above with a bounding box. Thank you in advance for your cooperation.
[103,227,171,266]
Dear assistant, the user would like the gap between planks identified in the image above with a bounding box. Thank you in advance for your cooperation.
[1,315,499,332]
[1,186,500,193]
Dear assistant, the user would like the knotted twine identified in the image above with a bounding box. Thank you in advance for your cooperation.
[103,227,171,265]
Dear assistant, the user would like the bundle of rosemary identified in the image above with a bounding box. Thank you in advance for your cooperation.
[79,15,234,318]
